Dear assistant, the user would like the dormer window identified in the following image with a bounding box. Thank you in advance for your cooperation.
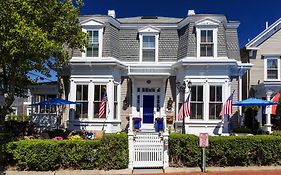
[200,30,213,57]
[142,36,156,62]
[81,18,104,58]
[138,26,160,62]
[87,30,99,57]
[196,18,219,58]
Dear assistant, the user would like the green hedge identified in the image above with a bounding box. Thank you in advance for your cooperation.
[169,133,281,167]
[7,133,128,171]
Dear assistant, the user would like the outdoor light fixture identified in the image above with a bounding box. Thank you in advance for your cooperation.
[176,80,192,134]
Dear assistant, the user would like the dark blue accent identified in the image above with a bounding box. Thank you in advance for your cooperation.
[156,118,164,132]
[133,118,141,129]
[143,95,154,123]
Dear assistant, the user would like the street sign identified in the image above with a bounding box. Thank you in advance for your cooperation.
[199,133,209,148]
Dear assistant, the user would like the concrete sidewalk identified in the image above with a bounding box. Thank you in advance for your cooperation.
[4,166,281,175]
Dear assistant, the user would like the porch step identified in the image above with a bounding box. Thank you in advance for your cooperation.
[137,128,157,133]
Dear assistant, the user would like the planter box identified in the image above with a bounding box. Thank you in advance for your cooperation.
[133,117,142,130]
[156,118,164,132]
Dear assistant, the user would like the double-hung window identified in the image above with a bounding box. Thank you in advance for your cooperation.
[114,85,118,119]
[86,30,99,57]
[142,36,156,62]
[190,85,204,119]
[200,30,214,57]
[209,85,222,120]
[76,85,88,119]
[93,85,107,118]
[265,57,280,80]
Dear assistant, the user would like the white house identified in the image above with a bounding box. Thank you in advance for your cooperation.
[64,10,251,136]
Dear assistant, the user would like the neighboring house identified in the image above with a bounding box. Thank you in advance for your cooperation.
[28,81,59,129]
[64,10,251,135]
[244,18,281,132]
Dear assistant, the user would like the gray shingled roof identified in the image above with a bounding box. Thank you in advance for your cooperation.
[117,16,182,24]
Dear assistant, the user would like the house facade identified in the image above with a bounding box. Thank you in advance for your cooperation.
[245,18,281,132]
[65,10,251,135]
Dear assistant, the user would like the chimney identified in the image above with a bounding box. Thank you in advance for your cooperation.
[108,10,116,18]
[265,21,269,29]
[187,10,195,16]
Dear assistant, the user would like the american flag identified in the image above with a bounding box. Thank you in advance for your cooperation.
[219,92,234,116]
[99,93,107,118]
[178,94,190,120]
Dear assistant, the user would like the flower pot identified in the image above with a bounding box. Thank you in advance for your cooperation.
[156,118,164,132]
[133,117,142,130]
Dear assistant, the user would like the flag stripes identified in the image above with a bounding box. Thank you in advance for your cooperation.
[99,94,107,118]
[178,94,190,120]
[219,93,234,116]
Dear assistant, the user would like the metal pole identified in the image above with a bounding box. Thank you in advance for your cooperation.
[202,147,206,172]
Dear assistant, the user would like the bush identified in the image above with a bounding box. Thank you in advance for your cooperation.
[7,133,128,171]
[47,129,68,139]
[169,134,281,167]
[169,133,201,167]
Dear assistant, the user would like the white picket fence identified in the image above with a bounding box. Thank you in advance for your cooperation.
[132,133,164,168]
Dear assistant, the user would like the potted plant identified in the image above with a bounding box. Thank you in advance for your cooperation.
[133,117,142,130]
[155,117,164,132]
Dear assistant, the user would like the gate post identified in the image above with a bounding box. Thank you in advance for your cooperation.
[163,132,169,169]
[128,115,134,170]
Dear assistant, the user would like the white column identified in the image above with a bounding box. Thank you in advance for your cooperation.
[69,80,76,122]
[265,90,273,133]
[238,76,243,125]
[128,131,134,170]
[163,132,169,169]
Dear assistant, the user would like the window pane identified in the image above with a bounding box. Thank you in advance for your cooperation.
[209,103,216,119]
[191,86,196,101]
[267,70,278,79]
[207,45,213,56]
[210,86,215,101]
[101,85,107,98]
[76,85,82,100]
[267,59,278,68]
[207,30,213,42]
[93,102,99,118]
[143,36,155,48]
[93,31,98,43]
[197,103,203,119]
[201,30,206,42]
[200,44,207,57]
[94,85,100,101]
[216,86,222,101]
[114,86,117,101]
[143,49,155,61]
[197,86,203,101]
[83,85,88,101]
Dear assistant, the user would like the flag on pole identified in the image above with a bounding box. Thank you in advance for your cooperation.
[219,92,234,116]
[271,91,280,115]
[178,94,190,120]
[99,93,107,118]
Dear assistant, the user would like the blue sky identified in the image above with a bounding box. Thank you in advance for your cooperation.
[80,0,281,47]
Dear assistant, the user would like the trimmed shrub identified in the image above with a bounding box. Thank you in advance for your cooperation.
[169,133,201,167]
[7,133,128,171]
[169,134,281,167]
[232,126,252,133]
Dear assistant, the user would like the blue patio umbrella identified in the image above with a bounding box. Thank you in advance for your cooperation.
[233,98,278,132]
[31,98,80,106]
[233,98,277,107]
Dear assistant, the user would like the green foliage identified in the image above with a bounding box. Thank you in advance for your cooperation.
[47,129,69,139]
[169,134,281,167]
[7,133,128,171]
[0,0,87,122]
[232,126,252,133]
[271,131,281,136]
[244,107,260,133]
[5,115,30,122]
[169,133,201,167]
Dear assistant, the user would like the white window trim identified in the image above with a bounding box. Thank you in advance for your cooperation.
[177,79,228,122]
[82,28,103,58]
[264,57,280,81]
[139,33,159,63]
[196,27,218,58]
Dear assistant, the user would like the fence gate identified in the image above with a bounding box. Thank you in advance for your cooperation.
[132,132,164,168]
